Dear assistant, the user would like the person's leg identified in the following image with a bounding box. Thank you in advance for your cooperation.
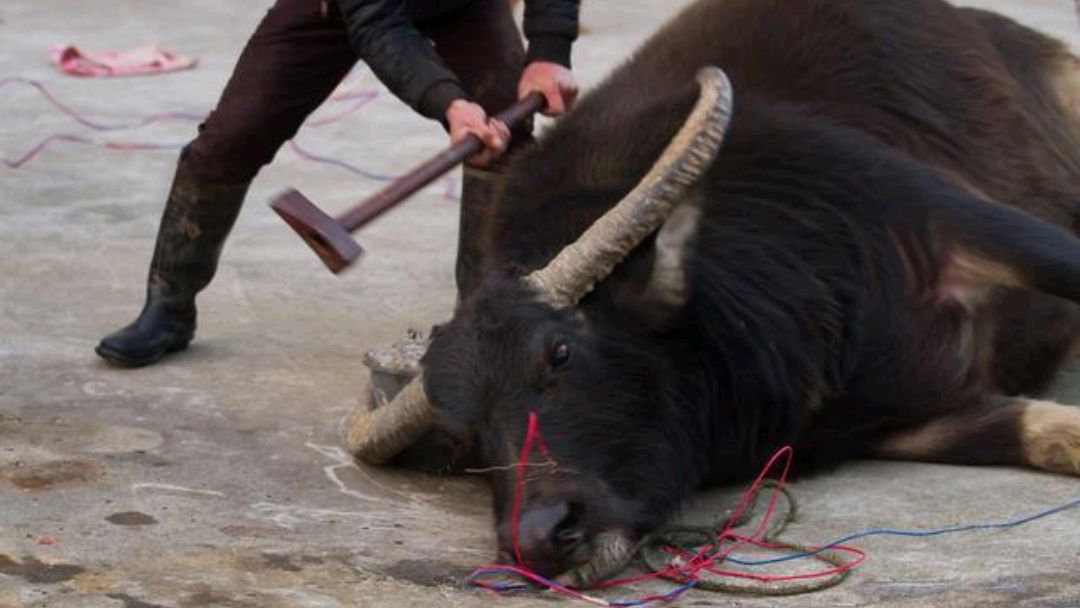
[419,0,534,300]
[97,0,357,367]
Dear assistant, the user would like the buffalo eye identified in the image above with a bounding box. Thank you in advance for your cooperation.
[551,341,571,369]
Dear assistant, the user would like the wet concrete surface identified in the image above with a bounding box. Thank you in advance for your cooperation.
[1,1,1079,606]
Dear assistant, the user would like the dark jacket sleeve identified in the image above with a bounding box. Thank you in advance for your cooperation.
[335,0,467,122]
[522,0,581,68]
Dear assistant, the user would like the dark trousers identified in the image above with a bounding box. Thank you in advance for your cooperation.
[184,0,531,184]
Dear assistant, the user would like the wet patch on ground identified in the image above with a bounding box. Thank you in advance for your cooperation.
[856,572,1080,607]
[105,593,175,608]
[257,552,328,573]
[179,590,262,608]
[0,554,86,584]
[377,558,476,587]
[218,524,290,539]
[0,457,105,492]
[0,417,163,455]
[260,552,303,572]
[106,511,159,526]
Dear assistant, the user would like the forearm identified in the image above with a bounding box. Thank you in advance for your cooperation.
[522,0,581,68]
[335,0,467,120]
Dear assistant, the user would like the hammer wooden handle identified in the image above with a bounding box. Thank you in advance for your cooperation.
[270,93,546,274]
[338,92,546,232]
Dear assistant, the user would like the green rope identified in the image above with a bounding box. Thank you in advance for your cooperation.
[634,482,852,596]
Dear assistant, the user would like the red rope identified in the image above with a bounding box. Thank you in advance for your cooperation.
[468,412,864,606]
[511,411,551,567]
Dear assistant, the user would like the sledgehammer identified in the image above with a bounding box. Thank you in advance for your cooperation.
[270,92,546,274]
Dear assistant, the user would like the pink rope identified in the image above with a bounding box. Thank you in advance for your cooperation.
[2,74,459,199]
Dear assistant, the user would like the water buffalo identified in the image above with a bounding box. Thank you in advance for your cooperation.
[345,0,1080,585]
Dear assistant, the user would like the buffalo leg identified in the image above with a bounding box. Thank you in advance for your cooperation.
[931,189,1080,395]
[872,397,1080,476]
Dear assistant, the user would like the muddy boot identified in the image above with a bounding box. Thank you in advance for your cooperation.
[454,166,503,301]
[95,157,250,367]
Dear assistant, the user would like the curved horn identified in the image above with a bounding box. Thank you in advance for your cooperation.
[344,375,434,464]
[525,66,734,306]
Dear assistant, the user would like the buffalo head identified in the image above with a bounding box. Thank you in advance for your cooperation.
[344,66,734,582]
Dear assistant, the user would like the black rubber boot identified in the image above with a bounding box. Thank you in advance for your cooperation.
[454,166,503,301]
[96,157,250,367]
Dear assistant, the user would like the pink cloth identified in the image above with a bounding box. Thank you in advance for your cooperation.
[49,45,197,78]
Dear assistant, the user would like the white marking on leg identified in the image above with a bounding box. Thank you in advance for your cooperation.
[1022,400,1080,475]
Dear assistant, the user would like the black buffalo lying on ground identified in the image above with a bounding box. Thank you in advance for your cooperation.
[345,0,1080,585]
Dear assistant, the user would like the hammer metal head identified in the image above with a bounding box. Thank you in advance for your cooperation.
[271,188,363,274]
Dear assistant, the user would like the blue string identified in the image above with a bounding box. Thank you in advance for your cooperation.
[465,568,530,593]
[608,581,698,607]
[467,496,1080,607]
[2,75,402,182]
[287,139,397,181]
[725,496,1080,567]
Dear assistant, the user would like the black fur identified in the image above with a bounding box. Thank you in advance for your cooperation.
[415,0,1080,576]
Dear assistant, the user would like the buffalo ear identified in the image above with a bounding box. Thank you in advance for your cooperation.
[633,200,704,320]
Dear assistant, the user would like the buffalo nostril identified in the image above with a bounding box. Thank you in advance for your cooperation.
[551,502,585,552]
[553,519,584,549]
[518,501,586,561]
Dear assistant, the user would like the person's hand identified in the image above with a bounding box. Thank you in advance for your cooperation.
[518,61,579,117]
[445,99,511,168]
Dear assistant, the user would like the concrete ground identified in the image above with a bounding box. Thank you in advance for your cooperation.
[1,1,1078,606]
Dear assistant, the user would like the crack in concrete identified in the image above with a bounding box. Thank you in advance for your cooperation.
[131,482,225,498]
